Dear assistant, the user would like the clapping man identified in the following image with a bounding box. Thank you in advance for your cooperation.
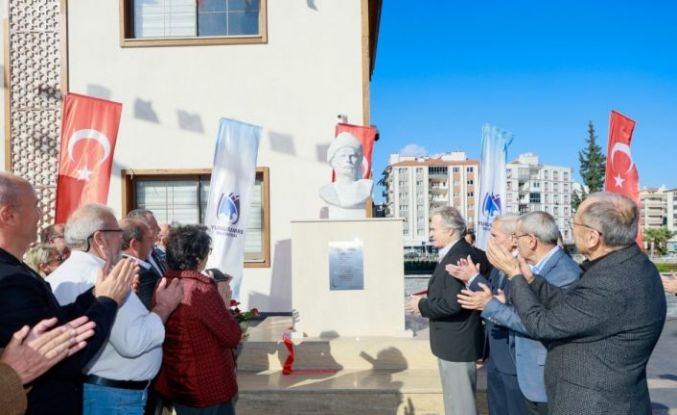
[487,193,665,414]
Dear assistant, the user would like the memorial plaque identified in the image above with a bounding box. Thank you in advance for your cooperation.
[328,239,364,290]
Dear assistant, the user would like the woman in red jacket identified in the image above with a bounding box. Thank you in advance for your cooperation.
[154,225,241,415]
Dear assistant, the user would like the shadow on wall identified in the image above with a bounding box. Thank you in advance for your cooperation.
[268,131,296,156]
[177,109,205,134]
[176,110,205,134]
[248,239,292,312]
[86,84,112,100]
[316,143,329,163]
[134,98,160,123]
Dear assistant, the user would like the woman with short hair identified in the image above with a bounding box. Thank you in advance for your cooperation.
[154,225,241,415]
[24,244,63,277]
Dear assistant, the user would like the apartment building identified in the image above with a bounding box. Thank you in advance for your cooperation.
[383,152,478,248]
[505,153,574,243]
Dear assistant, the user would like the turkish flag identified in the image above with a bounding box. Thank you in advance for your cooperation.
[55,93,122,223]
[604,110,642,247]
[333,123,378,180]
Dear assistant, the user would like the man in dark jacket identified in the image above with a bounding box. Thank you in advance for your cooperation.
[406,206,486,415]
[0,172,135,415]
[487,192,666,414]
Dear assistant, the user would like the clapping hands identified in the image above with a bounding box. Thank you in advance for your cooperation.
[446,255,480,282]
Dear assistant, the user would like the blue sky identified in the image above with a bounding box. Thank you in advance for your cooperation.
[370,1,677,202]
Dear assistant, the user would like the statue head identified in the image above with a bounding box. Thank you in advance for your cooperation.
[327,132,363,181]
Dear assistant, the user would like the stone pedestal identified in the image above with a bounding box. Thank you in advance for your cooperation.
[291,218,407,337]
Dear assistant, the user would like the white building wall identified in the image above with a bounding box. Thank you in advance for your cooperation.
[66,0,367,311]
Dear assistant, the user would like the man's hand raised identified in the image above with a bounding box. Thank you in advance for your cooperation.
[487,238,520,279]
[446,255,480,283]
[94,258,138,305]
[152,278,183,323]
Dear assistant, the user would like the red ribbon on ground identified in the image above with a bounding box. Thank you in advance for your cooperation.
[282,334,295,375]
[281,333,340,376]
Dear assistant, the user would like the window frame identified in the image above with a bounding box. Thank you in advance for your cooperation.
[119,0,268,48]
[121,167,271,268]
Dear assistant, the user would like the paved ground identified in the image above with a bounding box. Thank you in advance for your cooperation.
[404,275,677,414]
[648,318,677,414]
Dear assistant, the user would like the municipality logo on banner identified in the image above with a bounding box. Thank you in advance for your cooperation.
[217,192,241,225]
[476,124,513,250]
[205,118,261,299]
[482,192,502,218]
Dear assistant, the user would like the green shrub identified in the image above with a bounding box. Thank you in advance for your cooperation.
[655,263,677,273]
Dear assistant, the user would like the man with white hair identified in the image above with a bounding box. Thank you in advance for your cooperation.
[0,172,135,414]
[447,214,527,415]
[48,203,183,414]
[454,212,581,415]
[488,192,666,414]
[406,206,485,415]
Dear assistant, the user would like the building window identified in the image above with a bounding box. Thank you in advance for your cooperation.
[529,192,541,203]
[467,180,474,185]
[121,0,267,47]
[122,168,270,267]
[429,166,447,175]
[466,167,473,172]
[453,167,460,173]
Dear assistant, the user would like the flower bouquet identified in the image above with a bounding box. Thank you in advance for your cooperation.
[229,299,259,339]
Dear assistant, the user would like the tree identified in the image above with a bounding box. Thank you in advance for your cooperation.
[643,226,675,256]
[573,121,606,210]
[377,167,391,215]
[571,189,584,211]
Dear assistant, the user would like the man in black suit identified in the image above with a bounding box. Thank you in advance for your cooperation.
[127,209,167,275]
[120,218,163,310]
[406,206,485,415]
[0,172,136,415]
[488,192,666,414]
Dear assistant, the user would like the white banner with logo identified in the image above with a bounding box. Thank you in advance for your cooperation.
[205,118,261,299]
[475,124,513,250]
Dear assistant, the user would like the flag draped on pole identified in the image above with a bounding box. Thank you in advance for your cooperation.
[205,118,261,300]
[55,93,122,223]
[334,123,377,179]
[604,111,641,247]
[476,124,513,250]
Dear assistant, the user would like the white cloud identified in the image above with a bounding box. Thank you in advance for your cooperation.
[399,144,427,158]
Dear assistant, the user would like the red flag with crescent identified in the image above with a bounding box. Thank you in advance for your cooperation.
[333,123,377,180]
[604,110,641,247]
[55,93,122,223]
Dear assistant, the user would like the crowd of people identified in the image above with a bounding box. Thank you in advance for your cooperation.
[407,192,670,415]
[1,167,675,415]
[0,172,241,415]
